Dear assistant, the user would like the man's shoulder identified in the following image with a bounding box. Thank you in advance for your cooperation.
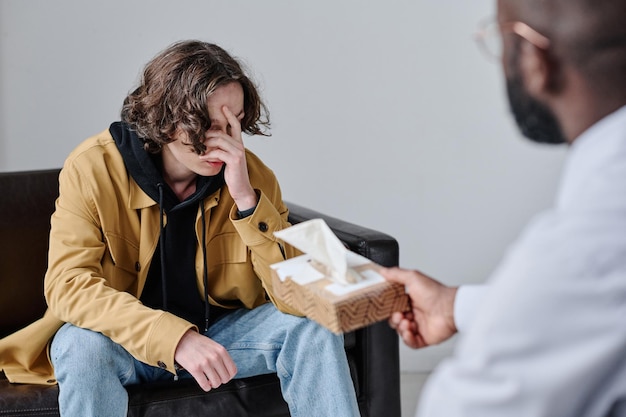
[64,129,122,171]
[59,129,129,198]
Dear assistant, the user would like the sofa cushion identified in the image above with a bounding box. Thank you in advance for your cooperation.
[0,374,289,417]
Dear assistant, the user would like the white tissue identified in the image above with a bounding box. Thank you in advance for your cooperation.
[274,219,361,285]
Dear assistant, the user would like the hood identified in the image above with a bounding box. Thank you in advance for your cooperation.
[109,121,225,210]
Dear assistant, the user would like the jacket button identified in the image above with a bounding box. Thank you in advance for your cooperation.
[258,222,268,232]
[135,262,141,272]
[47,379,56,384]
[157,361,167,369]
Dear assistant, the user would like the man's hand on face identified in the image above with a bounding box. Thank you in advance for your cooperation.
[200,105,257,212]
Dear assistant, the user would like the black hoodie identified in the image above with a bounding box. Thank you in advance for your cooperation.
[109,122,228,331]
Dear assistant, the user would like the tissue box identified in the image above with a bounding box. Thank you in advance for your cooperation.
[270,254,410,334]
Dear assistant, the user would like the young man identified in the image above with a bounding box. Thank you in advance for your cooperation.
[0,40,360,417]
[384,0,626,415]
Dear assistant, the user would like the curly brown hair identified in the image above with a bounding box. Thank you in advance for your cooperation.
[121,40,270,154]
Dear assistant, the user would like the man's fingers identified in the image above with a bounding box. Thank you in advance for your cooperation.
[191,369,213,392]
[388,311,404,328]
[380,267,410,286]
[213,357,238,384]
[400,329,427,349]
[222,105,242,140]
[226,358,238,379]
[193,358,237,392]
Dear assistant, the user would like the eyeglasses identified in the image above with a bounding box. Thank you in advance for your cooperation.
[474,19,551,60]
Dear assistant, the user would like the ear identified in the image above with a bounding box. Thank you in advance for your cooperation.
[519,41,561,96]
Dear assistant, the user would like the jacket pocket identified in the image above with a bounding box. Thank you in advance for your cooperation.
[103,232,140,291]
[206,232,247,266]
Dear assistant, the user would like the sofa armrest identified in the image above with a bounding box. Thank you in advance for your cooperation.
[286,202,402,417]
[286,202,399,268]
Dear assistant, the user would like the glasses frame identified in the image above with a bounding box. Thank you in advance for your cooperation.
[474,19,551,60]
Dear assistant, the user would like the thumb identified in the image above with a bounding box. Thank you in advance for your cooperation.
[380,267,409,286]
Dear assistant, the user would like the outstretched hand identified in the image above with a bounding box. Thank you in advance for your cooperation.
[382,267,458,349]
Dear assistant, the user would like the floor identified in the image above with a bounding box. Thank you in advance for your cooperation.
[400,372,431,417]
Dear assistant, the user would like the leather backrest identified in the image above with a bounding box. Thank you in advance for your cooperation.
[0,169,60,337]
[0,171,401,339]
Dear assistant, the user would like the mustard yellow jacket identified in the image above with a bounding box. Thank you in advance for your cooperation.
[0,129,300,385]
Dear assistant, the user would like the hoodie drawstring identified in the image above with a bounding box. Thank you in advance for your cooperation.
[156,184,210,333]
[200,199,210,333]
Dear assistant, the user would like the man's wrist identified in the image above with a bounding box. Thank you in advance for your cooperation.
[444,286,459,334]
[453,284,488,333]
[233,189,259,213]
[236,205,257,219]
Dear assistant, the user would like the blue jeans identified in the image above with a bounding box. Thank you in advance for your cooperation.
[50,303,360,417]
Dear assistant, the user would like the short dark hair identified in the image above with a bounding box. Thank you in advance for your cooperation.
[121,40,270,154]
[509,0,626,98]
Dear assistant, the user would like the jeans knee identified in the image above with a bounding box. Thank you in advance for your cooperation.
[51,324,121,375]
[305,317,342,340]
[289,316,345,351]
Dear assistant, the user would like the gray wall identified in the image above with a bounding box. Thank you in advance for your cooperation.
[0,0,567,371]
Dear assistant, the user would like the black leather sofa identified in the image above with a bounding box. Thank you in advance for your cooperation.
[0,169,402,417]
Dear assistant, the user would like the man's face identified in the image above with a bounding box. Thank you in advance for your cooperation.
[163,82,245,179]
[505,54,567,144]
[498,0,567,144]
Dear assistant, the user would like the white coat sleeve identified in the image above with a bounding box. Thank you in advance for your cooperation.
[453,284,488,333]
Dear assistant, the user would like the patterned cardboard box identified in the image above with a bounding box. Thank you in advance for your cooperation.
[270,255,410,334]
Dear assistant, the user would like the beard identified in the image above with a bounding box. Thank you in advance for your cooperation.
[505,59,567,144]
